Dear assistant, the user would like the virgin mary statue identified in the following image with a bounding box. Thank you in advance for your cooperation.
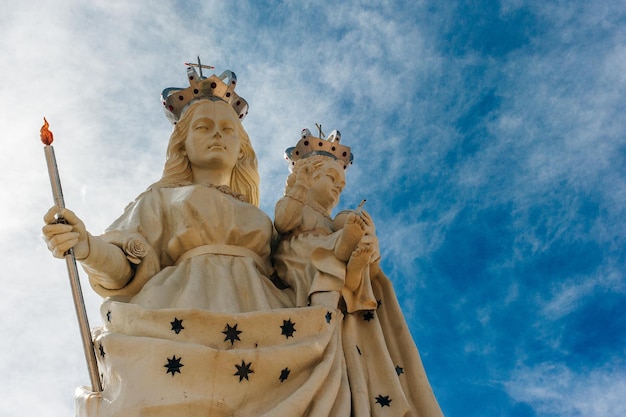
[42,63,443,417]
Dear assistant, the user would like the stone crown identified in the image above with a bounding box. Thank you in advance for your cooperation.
[161,65,248,124]
[285,128,354,169]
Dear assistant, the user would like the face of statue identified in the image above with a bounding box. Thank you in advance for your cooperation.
[184,101,243,175]
[308,158,346,211]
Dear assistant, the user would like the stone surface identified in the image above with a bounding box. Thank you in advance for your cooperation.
[43,83,443,417]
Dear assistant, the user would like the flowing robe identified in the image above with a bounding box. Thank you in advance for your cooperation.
[76,185,443,417]
[273,203,443,416]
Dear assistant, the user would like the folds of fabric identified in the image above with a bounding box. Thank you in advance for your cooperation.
[342,272,443,417]
[76,302,349,417]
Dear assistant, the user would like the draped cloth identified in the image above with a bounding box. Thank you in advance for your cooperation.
[342,272,443,417]
[76,303,350,417]
[75,185,443,416]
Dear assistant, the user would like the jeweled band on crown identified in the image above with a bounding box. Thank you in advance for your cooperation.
[161,65,249,124]
[285,128,354,170]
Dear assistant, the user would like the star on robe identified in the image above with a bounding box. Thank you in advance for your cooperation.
[363,311,375,321]
[280,319,296,339]
[396,365,404,376]
[106,310,112,322]
[375,394,392,407]
[234,360,254,382]
[98,343,105,358]
[223,323,242,345]
[279,367,291,382]
[325,311,333,323]
[170,317,184,334]
[164,355,184,376]
[377,299,382,308]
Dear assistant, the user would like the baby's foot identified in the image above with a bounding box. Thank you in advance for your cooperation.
[336,213,366,261]
[349,243,373,269]
[345,243,374,291]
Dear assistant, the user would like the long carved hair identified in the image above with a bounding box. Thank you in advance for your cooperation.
[150,100,260,206]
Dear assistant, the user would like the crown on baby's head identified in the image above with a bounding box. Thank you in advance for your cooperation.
[161,60,248,125]
[285,128,354,170]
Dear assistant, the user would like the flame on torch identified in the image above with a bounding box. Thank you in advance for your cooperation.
[40,117,54,145]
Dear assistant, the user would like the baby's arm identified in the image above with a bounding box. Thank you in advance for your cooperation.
[274,161,316,234]
[274,191,306,234]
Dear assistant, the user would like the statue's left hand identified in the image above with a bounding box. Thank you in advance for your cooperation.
[357,210,380,261]
[42,206,90,260]
[359,210,376,236]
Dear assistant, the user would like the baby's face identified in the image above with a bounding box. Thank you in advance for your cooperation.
[308,158,346,210]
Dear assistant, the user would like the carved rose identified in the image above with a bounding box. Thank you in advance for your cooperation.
[124,237,147,265]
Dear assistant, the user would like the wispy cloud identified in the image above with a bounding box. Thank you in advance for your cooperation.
[2,1,625,416]
[506,361,626,417]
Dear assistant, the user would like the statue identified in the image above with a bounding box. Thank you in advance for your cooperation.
[42,63,443,417]
[273,128,377,312]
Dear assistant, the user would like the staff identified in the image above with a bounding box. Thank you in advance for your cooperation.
[40,118,102,393]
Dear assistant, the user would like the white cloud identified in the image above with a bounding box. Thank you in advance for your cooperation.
[540,266,625,320]
[2,1,625,416]
[506,361,626,417]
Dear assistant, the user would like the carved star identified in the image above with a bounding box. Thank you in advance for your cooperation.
[363,311,375,321]
[170,317,184,334]
[325,311,333,323]
[164,355,184,377]
[106,310,112,322]
[280,319,296,339]
[279,367,291,382]
[98,343,105,358]
[377,299,382,308]
[396,365,404,376]
[375,394,392,407]
[234,360,254,382]
[222,323,242,345]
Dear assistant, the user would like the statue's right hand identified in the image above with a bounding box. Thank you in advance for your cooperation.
[294,160,315,188]
[294,158,325,188]
[42,207,90,260]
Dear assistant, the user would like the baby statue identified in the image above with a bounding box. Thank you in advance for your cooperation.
[273,128,378,311]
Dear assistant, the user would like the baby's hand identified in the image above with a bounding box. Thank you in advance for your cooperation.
[294,159,319,188]
[358,210,375,236]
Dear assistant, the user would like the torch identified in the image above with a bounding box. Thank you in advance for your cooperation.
[40,118,102,393]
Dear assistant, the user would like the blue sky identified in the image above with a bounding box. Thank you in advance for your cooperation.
[1,1,624,416]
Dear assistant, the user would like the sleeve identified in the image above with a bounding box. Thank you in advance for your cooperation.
[87,189,164,299]
[308,232,377,313]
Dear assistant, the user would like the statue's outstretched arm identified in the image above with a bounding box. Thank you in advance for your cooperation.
[43,206,133,290]
[275,159,322,234]
[274,186,307,234]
